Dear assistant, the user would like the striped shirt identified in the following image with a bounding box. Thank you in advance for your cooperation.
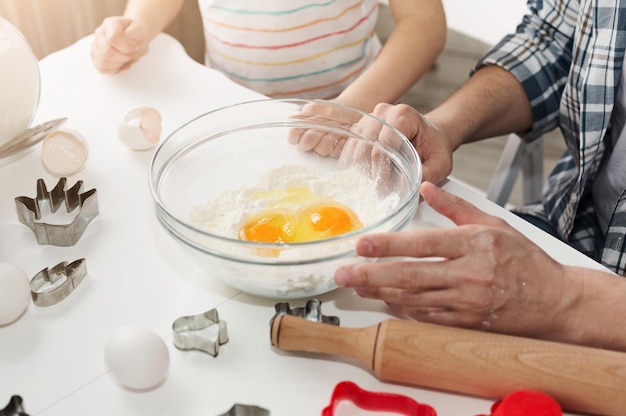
[476,0,626,275]
[197,0,382,99]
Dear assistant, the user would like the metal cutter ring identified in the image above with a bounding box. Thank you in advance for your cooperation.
[272,299,340,325]
[15,177,98,247]
[172,308,228,356]
[30,259,87,307]
[217,404,269,416]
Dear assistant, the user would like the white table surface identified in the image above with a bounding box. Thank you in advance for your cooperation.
[441,0,528,45]
[0,33,604,416]
[379,0,528,45]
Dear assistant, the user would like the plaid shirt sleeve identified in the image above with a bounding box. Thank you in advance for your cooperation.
[466,0,626,275]
[472,0,578,142]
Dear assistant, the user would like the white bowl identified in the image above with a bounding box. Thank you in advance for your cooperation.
[149,99,422,299]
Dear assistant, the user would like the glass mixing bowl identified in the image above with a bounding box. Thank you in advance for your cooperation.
[149,99,422,299]
[0,17,40,148]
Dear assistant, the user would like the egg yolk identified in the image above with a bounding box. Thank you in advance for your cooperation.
[238,188,363,244]
[300,203,360,238]
[238,211,296,243]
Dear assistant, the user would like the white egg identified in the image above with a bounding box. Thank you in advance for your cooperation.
[0,262,31,325]
[117,106,162,151]
[104,325,170,390]
[41,129,89,176]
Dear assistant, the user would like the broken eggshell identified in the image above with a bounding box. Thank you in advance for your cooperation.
[40,129,88,176]
[117,106,162,150]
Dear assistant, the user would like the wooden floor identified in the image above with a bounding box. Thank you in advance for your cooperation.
[377,8,566,207]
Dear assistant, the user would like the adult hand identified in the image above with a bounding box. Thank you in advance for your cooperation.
[367,103,454,185]
[334,181,570,340]
[287,101,454,198]
[91,16,149,74]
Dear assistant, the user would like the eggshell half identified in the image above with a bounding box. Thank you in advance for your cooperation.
[41,129,88,176]
[117,106,162,151]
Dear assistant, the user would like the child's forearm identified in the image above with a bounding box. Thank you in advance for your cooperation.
[335,0,446,112]
[123,0,185,40]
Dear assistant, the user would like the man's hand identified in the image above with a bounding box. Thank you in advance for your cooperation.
[334,181,570,340]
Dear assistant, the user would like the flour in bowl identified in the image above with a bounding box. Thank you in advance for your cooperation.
[190,164,398,238]
[187,163,401,297]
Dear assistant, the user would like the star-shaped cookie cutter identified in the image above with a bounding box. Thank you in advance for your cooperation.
[15,177,98,246]
[30,259,88,307]
[272,299,340,326]
[172,308,229,356]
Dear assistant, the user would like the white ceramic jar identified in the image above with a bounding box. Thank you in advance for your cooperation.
[0,17,40,147]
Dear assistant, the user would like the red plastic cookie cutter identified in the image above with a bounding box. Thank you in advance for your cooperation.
[322,381,437,416]
[477,390,563,416]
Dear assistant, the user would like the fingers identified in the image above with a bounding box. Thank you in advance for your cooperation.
[91,17,146,74]
[288,102,365,158]
[338,136,372,169]
[421,151,452,186]
[292,129,345,157]
[370,104,453,184]
[102,17,141,54]
[336,258,455,290]
[338,182,505,263]
[354,225,475,261]
[387,303,484,329]
[335,258,498,330]
[420,182,503,227]
[288,102,454,185]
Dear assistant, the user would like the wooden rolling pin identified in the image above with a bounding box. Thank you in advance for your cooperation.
[270,315,626,415]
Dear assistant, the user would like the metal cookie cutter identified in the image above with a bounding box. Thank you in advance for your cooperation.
[30,259,87,307]
[0,395,29,416]
[172,308,228,356]
[322,381,437,416]
[15,177,98,247]
[272,299,340,326]
[217,404,270,416]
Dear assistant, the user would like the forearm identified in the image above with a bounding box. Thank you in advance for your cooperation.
[123,0,185,40]
[335,0,446,112]
[559,266,626,351]
[425,65,532,150]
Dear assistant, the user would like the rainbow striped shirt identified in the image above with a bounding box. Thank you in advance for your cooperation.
[197,0,382,99]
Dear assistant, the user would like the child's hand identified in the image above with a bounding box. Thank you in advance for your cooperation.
[287,101,406,190]
[91,17,148,74]
[287,101,360,158]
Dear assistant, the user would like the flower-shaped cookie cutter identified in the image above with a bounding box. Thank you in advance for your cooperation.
[172,308,228,356]
[30,259,87,307]
[0,395,29,416]
[217,404,269,416]
[15,177,98,246]
[322,381,436,416]
[272,299,340,326]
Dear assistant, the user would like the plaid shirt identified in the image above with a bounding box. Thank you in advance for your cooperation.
[475,0,626,275]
